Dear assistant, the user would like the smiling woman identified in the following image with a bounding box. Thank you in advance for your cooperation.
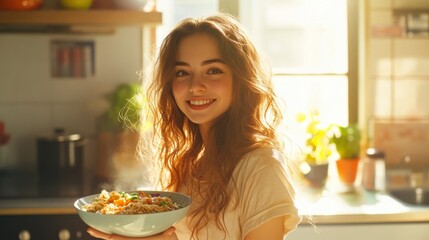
[87,13,302,240]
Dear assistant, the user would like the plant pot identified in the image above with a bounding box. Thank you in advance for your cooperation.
[303,163,329,188]
[336,158,359,185]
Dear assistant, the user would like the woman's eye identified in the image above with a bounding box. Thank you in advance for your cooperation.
[207,68,223,75]
[175,70,189,77]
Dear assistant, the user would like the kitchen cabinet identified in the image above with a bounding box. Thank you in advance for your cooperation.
[1,214,94,240]
[0,172,105,239]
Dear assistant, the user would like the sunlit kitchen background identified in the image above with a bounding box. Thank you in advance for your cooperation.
[1,0,429,239]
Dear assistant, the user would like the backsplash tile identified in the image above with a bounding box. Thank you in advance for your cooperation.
[394,39,429,76]
[393,79,429,118]
[373,78,393,118]
[369,0,429,124]
[370,39,392,75]
[373,121,429,169]
[0,27,143,171]
[369,0,392,8]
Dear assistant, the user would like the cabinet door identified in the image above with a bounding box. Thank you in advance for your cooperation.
[0,214,95,240]
[286,223,429,240]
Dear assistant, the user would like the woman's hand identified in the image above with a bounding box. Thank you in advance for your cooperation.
[87,227,178,240]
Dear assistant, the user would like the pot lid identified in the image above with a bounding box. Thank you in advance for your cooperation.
[38,128,83,142]
[366,148,385,159]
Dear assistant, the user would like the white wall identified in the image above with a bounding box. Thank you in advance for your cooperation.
[0,27,143,171]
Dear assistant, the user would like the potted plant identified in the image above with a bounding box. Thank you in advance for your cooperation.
[297,112,336,188]
[331,123,361,185]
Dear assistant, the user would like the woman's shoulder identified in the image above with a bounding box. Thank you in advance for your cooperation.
[233,147,287,177]
[242,147,285,165]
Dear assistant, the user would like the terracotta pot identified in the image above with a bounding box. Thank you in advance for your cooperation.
[336,158,360,184]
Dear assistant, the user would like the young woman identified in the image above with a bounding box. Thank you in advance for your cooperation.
[88,13,301,240]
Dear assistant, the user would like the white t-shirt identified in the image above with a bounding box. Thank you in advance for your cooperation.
[175,148,301,240]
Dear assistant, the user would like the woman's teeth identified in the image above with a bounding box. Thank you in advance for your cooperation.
[189,99,214,106]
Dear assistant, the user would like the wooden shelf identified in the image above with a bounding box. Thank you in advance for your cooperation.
[0,10,162,26]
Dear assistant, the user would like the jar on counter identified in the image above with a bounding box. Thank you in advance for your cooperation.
[361,148,386,191]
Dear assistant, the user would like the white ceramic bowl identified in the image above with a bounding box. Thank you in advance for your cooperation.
[74,191,192,237]
[113,0,149,10]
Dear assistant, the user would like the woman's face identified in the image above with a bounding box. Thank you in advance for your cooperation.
[172,33,233,130]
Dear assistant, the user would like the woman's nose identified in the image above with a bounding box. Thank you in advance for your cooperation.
[188,76,206,93]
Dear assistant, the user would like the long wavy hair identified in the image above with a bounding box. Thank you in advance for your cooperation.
[147,13,284,238]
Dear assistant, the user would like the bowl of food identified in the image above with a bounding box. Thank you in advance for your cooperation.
[74,190,192,237]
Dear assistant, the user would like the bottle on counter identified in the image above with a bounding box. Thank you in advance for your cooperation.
[361,148,386,191]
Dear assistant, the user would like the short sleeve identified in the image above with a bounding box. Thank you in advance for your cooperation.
[233,149,301,238]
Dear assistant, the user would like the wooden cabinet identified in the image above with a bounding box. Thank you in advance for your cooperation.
[1,214,94,240]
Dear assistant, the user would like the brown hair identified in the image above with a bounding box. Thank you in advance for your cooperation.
[147,13,283,238]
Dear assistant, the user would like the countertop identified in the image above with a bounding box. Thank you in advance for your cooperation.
[0,170,107,215]
[295,186,429,224]
[1,172,429,224]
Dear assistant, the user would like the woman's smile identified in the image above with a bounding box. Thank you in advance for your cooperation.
[187,99,216,110]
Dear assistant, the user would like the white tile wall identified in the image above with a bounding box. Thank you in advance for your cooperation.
[369,0,429,168]
[369,0,429,120]
[370,39,392,76]
[394,39,429,76]
[374,121,429,168]
[0,27,143,170]
[369,0,392,9]
[370,10,393,26]
[373,78,393,118]
[393,79,429,118]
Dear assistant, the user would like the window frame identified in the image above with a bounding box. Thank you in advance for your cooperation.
[219,0,360,124]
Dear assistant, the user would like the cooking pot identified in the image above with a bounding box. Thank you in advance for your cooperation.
[37,128,85,182]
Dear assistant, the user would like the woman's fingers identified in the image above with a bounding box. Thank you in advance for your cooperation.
[162,227,176,236]
[87,227,177,240]
[87,228,110,239]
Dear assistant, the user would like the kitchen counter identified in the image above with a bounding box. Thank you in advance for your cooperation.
[295,186,429,224]
[2,184,429,225]
[0,170,107,215]
[0,198,77,215]
[1,169,429,223]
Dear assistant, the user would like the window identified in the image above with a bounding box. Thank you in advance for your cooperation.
[238,0,349,127]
